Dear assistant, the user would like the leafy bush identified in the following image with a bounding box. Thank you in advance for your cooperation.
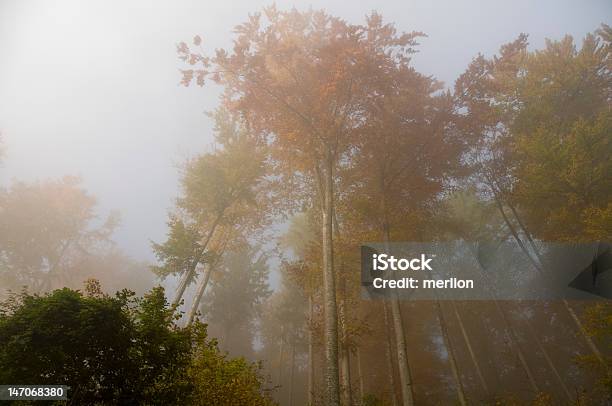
[0,283,275,405]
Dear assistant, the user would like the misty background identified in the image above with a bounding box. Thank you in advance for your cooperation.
[0,0,609,262]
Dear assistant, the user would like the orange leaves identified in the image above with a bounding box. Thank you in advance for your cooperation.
[176,8,429,170]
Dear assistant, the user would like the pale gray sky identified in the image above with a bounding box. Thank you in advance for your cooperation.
[0,0,610,261]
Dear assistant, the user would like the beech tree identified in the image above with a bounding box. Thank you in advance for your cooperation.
[455,25,610,247]
[455,25,611,393]
[511,27,611,242]
[337,41,463,405]
[178,9,426,403]
[152,110,267,310]
[278,212,321,405]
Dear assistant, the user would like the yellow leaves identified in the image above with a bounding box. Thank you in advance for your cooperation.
[459,26,612,243]
[583,203,612,241]
[513,109,611,241]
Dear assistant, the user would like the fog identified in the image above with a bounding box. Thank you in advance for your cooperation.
[1,0,608,261]
[1,1,611,405]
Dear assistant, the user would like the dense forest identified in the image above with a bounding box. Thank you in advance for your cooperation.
[0,7,610,405]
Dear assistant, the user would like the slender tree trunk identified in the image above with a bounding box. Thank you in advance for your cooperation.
[321,149,340,405]
[338,269,353,405]
[492,193,542,273]
[186,235,234,325]
[172,213,223,307]
[186,265,213,325]
[308,294,315,406]
[333,196,353,406]
[523,310,572,401]
[389,298,414,406]
[435,300,467,405]
[173,270,191,309]
[506,201,543,264]
[356,347,365,402]
[382,214,414,406]
[278,334,285,391]
[340,346,352,406]
[340,307,353,405]
[290,341,296,406]
[383,302,399,406]
[451,301,489,396]
[563,299,605,365]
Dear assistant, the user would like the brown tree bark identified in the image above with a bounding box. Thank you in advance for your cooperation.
[383,302,399,406]
[356,346,365,401]
[308,294,315,406]
[381,198,414,406]
[290,341,296,406]
[278,332,285,391]
[333,199,354,406]
[390,296,414,405]
[339,299,353,405]
[320,149,341,405]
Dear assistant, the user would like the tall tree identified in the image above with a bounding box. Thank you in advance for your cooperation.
[455,25,610,247]
[455,27,611,375]
[278,212,320,405]
[152,109,267,309]
[178,9,425,403]
[511,27,611,242]
[337,32,463,404]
